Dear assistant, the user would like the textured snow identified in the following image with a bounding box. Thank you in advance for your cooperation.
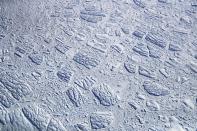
[0,0,197,130]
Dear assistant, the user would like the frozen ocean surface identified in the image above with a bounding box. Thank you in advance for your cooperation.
[0,0,197,130]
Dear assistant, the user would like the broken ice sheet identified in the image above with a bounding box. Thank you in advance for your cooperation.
[0,0,197,130]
